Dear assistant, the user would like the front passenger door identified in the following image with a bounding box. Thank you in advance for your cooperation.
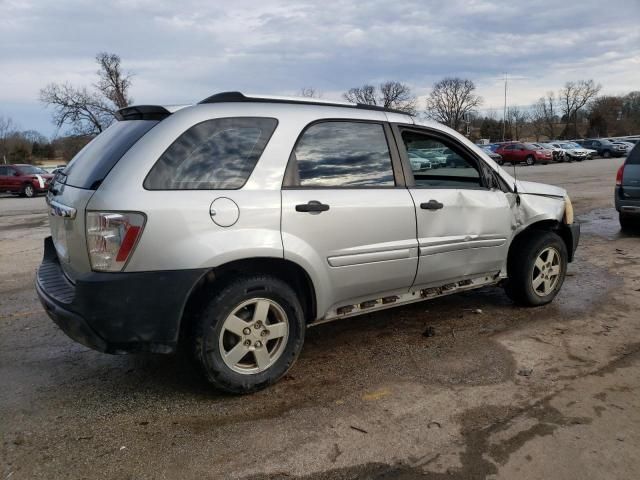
[394,126,513,287]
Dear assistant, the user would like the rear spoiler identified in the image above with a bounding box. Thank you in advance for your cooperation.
[115,105,173,121]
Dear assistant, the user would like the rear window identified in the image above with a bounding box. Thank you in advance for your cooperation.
[627,143,640,165]
[63,120,158,189]
[144,117,277,190]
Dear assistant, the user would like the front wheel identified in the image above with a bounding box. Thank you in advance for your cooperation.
[602,150,611,158]
[505,231,568,306]
[192,275,305,394]
[22,184,35,198]
[525,155,535,166]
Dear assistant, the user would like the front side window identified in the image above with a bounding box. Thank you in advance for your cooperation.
[289,121,394,187]
[145,117,277,190]
[401,130,483,189]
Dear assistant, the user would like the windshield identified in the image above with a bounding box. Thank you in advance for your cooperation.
[18,165,48,175]
[524,143,539,150]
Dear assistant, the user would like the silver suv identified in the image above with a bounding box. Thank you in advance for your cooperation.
[37,92,580,393]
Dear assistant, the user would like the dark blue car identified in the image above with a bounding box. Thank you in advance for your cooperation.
[616,143,640,231]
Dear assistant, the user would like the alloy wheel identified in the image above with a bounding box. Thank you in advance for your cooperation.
[217,298,289,374]
[532,247,561,297]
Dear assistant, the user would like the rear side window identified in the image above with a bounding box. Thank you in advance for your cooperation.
[144,117,277,190]
[63,120,158,189]
[627,143,640,165]
[287,121,394,188]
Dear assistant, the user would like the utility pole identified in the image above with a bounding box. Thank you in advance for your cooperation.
[502,72,508,142]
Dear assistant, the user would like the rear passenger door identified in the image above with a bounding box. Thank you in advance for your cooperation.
[393,126,513,287]
[281,121,418,313]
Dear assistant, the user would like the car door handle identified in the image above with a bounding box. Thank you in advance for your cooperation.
[420,200,444,210]
[295,201,330,213]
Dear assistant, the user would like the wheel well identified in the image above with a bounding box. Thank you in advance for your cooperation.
[508,220,574,268]
[180,257,317,341]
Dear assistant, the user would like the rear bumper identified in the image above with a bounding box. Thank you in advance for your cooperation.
[615,187,640,215]
[36,236,207,354]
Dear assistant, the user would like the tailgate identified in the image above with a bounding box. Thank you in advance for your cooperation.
[47,183,95,281]
[622,164,640,199]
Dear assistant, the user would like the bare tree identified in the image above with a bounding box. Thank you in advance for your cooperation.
[508,107,529,140]
[343,82,417,114]
[40,52,132,135]
[559,80,601,138]
[531,92,558,140]
[299,87,321,98]
[0,116,17,164]
[95,52,133,109]
[40,83,113,135]
[343,85,377,105]
[425,77,483,131]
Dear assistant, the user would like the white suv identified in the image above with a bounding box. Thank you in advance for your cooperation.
[37,92,580,393]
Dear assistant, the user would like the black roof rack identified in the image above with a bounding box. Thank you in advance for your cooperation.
[115,105,172,121]
[198,91,410,115]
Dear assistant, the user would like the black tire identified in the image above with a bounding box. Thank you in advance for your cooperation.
[602,150,611,158]
[505,230,568,307]
[192,275,305,394]
[525,155,535,166]
[22,184,35,198]
[497,159,504,166]
[620,213,636,233]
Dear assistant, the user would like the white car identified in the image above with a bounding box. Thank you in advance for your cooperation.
[549,142,595,162]
[613,141,635,154]
[408,152,432,171]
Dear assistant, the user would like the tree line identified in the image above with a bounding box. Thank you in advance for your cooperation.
[3,52,639,166]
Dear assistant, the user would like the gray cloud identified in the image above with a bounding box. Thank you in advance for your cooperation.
[1,0,639,135]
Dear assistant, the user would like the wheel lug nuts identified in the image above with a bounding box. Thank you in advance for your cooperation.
[243,340,251,346]
[261,330,268,337]
[243,327,251,335]
[254,322,261,329]
[255,341,262,348]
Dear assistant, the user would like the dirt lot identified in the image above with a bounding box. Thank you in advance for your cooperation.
[1,158,639,480]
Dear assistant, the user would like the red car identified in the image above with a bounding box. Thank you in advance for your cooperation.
[495,142,552,166]
[0,164,54,197]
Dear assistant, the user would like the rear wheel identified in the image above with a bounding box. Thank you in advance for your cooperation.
[602,150,611,158]
[620,213,637,233]
[192,275,305,394]
[505,231,568,306]
[525,155,535,166]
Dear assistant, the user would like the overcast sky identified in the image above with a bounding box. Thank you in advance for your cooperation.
[1,0,639,136]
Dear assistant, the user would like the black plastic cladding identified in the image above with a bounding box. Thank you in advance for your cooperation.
[198,91,411,116]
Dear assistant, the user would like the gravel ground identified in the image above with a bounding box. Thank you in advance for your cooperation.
[1,158,639,479]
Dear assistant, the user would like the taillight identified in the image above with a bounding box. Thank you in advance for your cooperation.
[86,212,145,272]
[616,165,624,186]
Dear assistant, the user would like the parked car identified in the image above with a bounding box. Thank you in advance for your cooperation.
[495,142,552,166]
[549,142,593,162]
[612,141,635,154]
[533,143,565,162]
[0,164,54,197]
[36,92,580,393]
[577,139,626,158]
[615,142,640,231]
[408,152,432,171]
[481,146,504,164]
